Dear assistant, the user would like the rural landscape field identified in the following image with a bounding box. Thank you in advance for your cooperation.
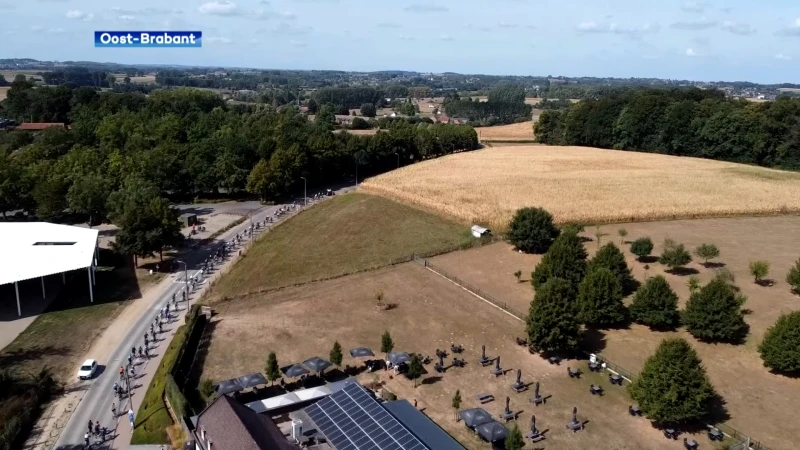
[361,145,800,229]
[477,121,535,141]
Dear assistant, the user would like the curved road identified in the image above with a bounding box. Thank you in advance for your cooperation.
[53,203,289,450]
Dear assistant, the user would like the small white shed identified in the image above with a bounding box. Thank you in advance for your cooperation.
[471,225,491,238]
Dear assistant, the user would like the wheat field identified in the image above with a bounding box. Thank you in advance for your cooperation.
[360,145,800,229]
[477,121,535,141]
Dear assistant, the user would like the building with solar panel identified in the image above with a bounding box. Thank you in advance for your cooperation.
[189,379,465,450]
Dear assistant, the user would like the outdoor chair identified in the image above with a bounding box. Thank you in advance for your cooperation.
[567,367,582,378]
[609,374,624,385]
[664,429,679,440]
[683,438,698,450]
[708,428,724,441]
[450,344,463,353]
[588,361,602,372]
[526,432,545,443]
[589,385,604,396]
[567,421,584,432]
[548,356,561,365]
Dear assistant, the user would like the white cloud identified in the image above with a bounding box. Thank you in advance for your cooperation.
[777,18,800,36]
[440,33,453,41]
[681,1,708,13]
[280,11,296,20]
[66,10,93,21]
[525,25,536,30]
[577,21,660,38]
[404,4,448,13]
[0,2,16,9]
[110,7,183,16]
[690,36,710,45]
[775,53,792,60]
[671,17,717,30]
[199,1,239,16]
[721,21,755,35]
[30,25,44,31]
[118,15,137,22]
[47,27,66,34]
[466,24,492,32]
[686,48,701,57]
[378,22,400,28]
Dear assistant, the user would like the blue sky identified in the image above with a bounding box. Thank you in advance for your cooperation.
[1,0,799,83]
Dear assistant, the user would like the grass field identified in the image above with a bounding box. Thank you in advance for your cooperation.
[112,74,156,83]
[430,216,800,449]
[0,86,9,101]
[361,145,800,229]
[477,121,535,141]
[0,70,43,82]
[201,263,698,450]
[204,193,473,303]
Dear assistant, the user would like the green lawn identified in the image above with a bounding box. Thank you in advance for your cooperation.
[207,192,473,303]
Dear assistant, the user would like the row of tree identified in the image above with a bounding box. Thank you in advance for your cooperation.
[534,88,800,170]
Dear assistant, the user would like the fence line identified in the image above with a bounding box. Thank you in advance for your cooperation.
[412,254,772,450]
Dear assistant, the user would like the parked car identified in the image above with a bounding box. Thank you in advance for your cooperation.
[77,359,98,380]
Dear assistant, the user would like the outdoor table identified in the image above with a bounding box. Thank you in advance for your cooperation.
[610,374,623,385]
[685,439,698,449]
[588,362,601,371]
[664,428,678,439]
[709,428,724,441]
[630,406,641,415]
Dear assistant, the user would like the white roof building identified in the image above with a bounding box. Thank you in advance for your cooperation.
[0,223,99,316]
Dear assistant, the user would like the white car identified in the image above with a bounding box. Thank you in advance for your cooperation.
[77,359,98,380]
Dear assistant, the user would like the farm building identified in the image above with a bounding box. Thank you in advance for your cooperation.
[471,225,491,238]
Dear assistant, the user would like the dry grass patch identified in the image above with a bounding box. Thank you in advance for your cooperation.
[205,192,471,303]
[202,263,686,450]
[430,215,800,449]
[361,145,800,229]
[477,121,535,141]
[0,87,9,101]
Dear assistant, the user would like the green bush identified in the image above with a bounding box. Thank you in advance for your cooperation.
[683,278,749,343]
[577,267,628,327]
[630,237,653,261]
[628,338,716,425]
[588,242,635,293]
[531,230,588,292]
[758,311,800,374]
[507,207,559,254]
[629,275,680,329]
[659,239,692,272]
[786,258,800,293]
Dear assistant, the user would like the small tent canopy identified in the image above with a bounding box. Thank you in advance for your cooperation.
[302,357,333,374]
[477,420,509,442]
[281,364,310,378]
[459,408,493,428]
[349,347,375,358]
[237,373,268,389]
[215,378,245,395]
[387,352,411,366]
[471,225,491,238]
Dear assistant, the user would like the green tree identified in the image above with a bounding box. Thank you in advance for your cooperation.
[588,242,635,292]
[106,177,183,266]
[577,268,628,327]
[452,390,462,420]
[749,260,770,284]
[200,379,216,401]
[123,76,131,84]
[629,275,680,329]
[618,228,628,244]
[630,237,654,261]
[758,311,800,374]
[687,275,700,294]
[628,338,716,425]
[265,352,280,385]
[504,424,525,450]
[360,103,377,118]
[106,74,117,86]
[307,98,318,113]
[507,207,559,254]
[593,226,608,248]
[330,341,343,369]
[407,354,422,387]
[531,230,588,292]
[527,278,582,353]
[67,174,111,227]
[695,243,720,266]
[380,331,394,359]
[659,239,692,272]
[786,258,800,294]
[683,277,749,342]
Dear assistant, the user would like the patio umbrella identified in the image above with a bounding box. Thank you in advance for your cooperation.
[237,373,268,389]
[387,352,411,366]
[477,420,509,442]
[349,347,375,358]
[282,364,310,378]
[459,408,493,428]
[303,357,333,374]
[214,378,245,395]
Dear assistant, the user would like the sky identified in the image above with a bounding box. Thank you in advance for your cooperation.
[1,0,800,84]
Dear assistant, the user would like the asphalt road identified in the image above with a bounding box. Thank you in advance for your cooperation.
[52,203,288,450]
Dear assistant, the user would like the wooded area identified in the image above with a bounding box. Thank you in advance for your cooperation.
[534,88,800,170]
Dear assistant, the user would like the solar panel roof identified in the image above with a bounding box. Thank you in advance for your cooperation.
[305,381,428,450]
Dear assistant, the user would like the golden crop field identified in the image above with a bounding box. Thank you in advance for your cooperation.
[0,87,9,101]
[361,145,800,229]
[477,121,534,141]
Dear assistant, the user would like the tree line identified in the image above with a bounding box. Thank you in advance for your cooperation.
[0,84,477,228]
[534,88,800,170]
